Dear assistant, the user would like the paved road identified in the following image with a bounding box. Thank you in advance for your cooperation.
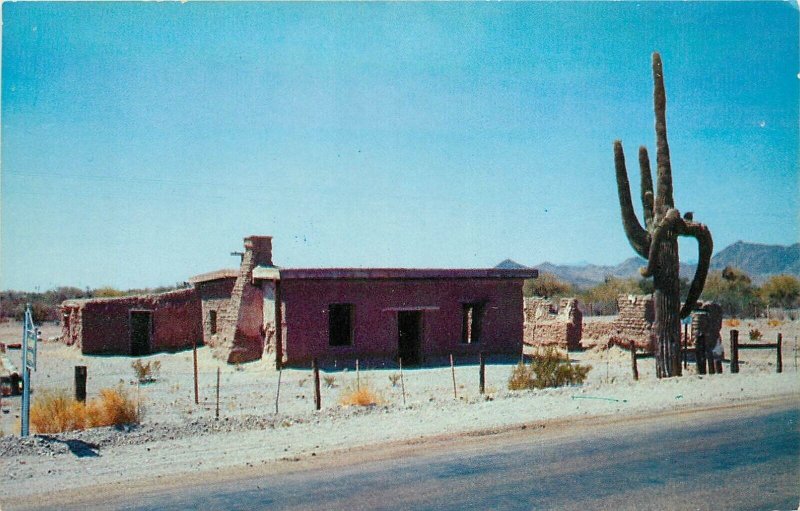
[22,403,800,510]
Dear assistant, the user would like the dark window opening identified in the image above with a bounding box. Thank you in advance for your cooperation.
[329,304,354,346]
[462,303,483,344]
[209,310,218,335]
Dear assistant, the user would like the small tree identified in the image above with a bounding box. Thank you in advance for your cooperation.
[523,272,572,298]
[760,275,800,309]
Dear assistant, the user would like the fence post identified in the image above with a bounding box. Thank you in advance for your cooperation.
[730,330,739,374]
[695,333,707,375]
[630,341,639,381]
[479,352,486,395]
[312,358,321,411]
[193,339,199,405]
[215,367,220,420]
[776,333,783,374]
[450,354,457,399]
[275,367,282,414]
[399,357,406,406]
[74,366,87,402]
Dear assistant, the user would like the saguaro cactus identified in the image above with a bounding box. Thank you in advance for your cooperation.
[613,53,713,378]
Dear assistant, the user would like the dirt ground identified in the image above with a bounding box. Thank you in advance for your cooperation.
[1,317,797,435]
[0,316,797,504]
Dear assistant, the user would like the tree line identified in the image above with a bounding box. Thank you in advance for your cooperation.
[523,267,800,318]
[0,284,188,323]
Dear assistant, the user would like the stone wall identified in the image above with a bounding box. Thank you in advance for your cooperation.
[523,297,582,351]
[214,236,273,364]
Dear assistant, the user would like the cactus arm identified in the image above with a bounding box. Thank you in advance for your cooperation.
[652,52,674,217]
[638,146,655,230]
[640,209,682,278]
[678,221,713,318]
[614,140,651,259]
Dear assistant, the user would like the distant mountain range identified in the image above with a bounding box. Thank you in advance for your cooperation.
[498,241,799,288]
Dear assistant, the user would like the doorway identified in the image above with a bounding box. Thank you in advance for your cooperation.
[398,311,422,366]
[130,311,152,356]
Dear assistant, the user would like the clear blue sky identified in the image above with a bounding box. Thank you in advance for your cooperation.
[2,2,798,291]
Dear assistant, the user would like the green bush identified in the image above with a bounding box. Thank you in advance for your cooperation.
[508,347,591,390]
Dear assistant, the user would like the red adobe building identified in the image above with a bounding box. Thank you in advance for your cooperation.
[64,235,537,367]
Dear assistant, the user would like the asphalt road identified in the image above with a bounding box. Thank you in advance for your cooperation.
[18,403,800,511]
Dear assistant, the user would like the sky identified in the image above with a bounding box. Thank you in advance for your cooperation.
[1,1,798,291]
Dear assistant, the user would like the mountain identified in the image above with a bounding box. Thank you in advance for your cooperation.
[533,258,696,288]
[498,241,799,287]
[710,241,800,278]
[495,258,529,270]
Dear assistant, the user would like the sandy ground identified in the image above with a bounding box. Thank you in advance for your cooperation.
[0,317,798,506]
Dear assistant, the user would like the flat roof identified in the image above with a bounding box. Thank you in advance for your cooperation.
[272,268,538,280]
[188,269,239,284]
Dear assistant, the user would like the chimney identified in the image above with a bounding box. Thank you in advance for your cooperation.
[244,236,273,267]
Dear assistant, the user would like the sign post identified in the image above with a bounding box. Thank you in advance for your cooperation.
[20,304,39,437]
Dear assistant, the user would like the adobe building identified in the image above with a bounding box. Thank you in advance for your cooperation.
[61,289,202,355]
[62,235,537,367]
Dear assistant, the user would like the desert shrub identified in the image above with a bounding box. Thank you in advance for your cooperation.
[323,375,336,388]
[30,386,141,433]
[724,318,741,328]
[388,373,401,387]
[767,319,783,328]
[339,380,382,407]
[749,329,763,341]
[86,386,141,427]
[508,347,591,391]
[30,390,86,433]
[131,359,161,383]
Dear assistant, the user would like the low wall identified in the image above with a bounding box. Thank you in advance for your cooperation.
[523,297,582,351]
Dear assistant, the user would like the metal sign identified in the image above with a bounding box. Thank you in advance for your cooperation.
[23,307,38,371]
[20,304,38,437]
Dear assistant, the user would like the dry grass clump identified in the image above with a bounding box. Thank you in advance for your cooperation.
[749,328,763,341]
[767,318,783,327]
[131,359,161,383]
[339,380,383,407]
[508,347,591,391]
[30,386,141,434]
[724,319,741,328]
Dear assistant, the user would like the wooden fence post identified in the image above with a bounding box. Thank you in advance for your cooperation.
[215,367,220,420]
[74,366,87,402]
[193,339,199,405]
[479,352,486,395]
[730,330,739,374]
[450,354,457,399]
[312,358,321,411]
[695,333,707,375]
[399,357,406,406]
[275,367,282,414]
[630,341,638,381]
[776,333,783,374]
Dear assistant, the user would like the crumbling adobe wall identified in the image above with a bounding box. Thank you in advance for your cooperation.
[61,305,83,348]
[523,297,582,351]
[214,236,272,364]
[692,301,723,353]
[61,288,202,355]
[607,294,655,350]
